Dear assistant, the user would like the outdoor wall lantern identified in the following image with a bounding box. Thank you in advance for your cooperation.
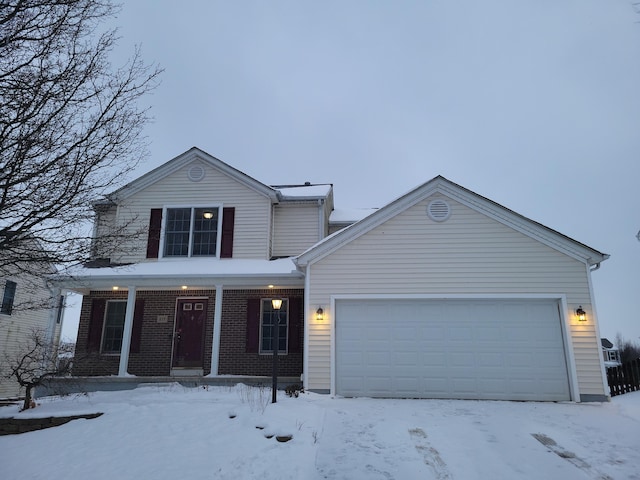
[576,306,586,322]
[316,307,324,321]
[271,298,283,403]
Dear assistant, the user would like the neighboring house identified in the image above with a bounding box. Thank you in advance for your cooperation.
[601,338,622,368]
[0,261,63,399]
[56,147,610,402]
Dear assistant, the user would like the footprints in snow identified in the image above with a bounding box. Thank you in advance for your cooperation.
[532,433,613,480]
[408,427,452,480]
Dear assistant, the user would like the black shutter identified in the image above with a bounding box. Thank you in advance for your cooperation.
[87,298,106,352]
[130,298,145,353]
[220,207,235,258]
[146,209,163,258]
[246,298,260,353]
[288,297,302,353]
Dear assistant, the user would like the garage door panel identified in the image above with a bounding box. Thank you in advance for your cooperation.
[336,299,571,401]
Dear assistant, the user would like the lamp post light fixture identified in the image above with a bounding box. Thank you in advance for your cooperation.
[271,298,283,403]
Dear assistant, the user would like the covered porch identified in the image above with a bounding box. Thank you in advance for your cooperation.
[52,258,306,380]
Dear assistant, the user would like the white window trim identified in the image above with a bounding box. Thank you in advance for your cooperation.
[259,298,289,355]
[159,204,223,259]
[100,300,128,355]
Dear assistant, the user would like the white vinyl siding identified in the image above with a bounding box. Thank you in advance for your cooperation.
[305,195,604,398]
[0,271,61,398]
[272,204,321,257]
[91,205,117,260]
[111,162,272,263]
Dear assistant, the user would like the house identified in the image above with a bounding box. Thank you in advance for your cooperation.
[0,259,64,399]
[56,147,610,402]
[601,338,622,367]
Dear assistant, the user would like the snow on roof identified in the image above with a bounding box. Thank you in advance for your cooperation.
[58,258,300,281]
[273,184,332,199]
[330,208,378,223]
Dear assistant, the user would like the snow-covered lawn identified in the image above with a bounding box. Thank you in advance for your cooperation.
[1,384,638,480]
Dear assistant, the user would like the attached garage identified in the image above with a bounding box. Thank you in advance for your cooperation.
[296,176,610,402]
[335,298,572,401]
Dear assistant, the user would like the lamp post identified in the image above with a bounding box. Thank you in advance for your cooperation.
[271,298,283,403]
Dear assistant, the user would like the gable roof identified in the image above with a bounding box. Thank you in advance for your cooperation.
[105,147,280,203]
[295,175,609,268]
[601,338,615,349]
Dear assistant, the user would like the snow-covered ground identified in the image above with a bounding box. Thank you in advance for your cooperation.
[0,384,638,480]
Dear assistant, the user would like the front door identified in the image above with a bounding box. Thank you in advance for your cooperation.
[172,299,207,368]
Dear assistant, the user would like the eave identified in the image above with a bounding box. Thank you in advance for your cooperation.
[51,258,305,294]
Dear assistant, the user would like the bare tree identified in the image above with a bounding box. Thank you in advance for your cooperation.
[3,329,75,411]
[0,0,162,281]
[614,333,640,364]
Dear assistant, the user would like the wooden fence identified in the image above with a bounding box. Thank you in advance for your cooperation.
[606,358,640,397]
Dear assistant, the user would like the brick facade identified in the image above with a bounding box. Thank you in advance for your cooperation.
[73,288,304,378]
[218,289,304,377]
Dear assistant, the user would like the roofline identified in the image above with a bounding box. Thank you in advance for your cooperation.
[52,271,305,294]
[295,175,609,268]
[106,147,279,203]
[272,184,334,202]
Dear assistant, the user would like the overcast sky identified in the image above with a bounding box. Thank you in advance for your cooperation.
[64,1,640,343]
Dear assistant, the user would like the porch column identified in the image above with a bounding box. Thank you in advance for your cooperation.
[118,286,137,376]
[210,284,223,376]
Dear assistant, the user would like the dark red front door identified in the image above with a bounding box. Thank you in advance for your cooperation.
[172,299,207,368]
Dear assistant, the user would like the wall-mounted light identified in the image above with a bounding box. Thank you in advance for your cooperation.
[112,286,119,291]
[203,211,214,219]
[181,285,188,290]
[316,307,324,321]
[576,306,586,322]
[271,298,283,310]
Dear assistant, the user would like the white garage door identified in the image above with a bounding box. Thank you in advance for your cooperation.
[335,299,571,401]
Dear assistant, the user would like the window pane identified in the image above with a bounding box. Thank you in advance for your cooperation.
[260,299,288,353]
[192,208,218,256]
[164,208,191,256]
[1,280,17,315]
[102,301,127,354]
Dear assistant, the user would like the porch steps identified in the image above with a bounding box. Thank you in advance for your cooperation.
[170,368,203,377]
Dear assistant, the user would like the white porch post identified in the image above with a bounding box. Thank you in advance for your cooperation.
[210,284,223,376]
[118,286,137,376]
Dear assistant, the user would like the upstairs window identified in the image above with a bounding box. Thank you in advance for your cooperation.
[163,207,219,257]
[1,280,17,315]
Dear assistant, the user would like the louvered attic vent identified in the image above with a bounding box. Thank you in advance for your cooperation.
[427,199,451,222]
[188,165,205,182]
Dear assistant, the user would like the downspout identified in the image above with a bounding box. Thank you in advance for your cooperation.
[293,256,310,388]
[590,254,609,272]
[303,262,310,388]
[317,198,325,241]
[586,257,610,401]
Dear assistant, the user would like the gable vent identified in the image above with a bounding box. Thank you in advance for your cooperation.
[427,199,451,222]
[188,165,205,182]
